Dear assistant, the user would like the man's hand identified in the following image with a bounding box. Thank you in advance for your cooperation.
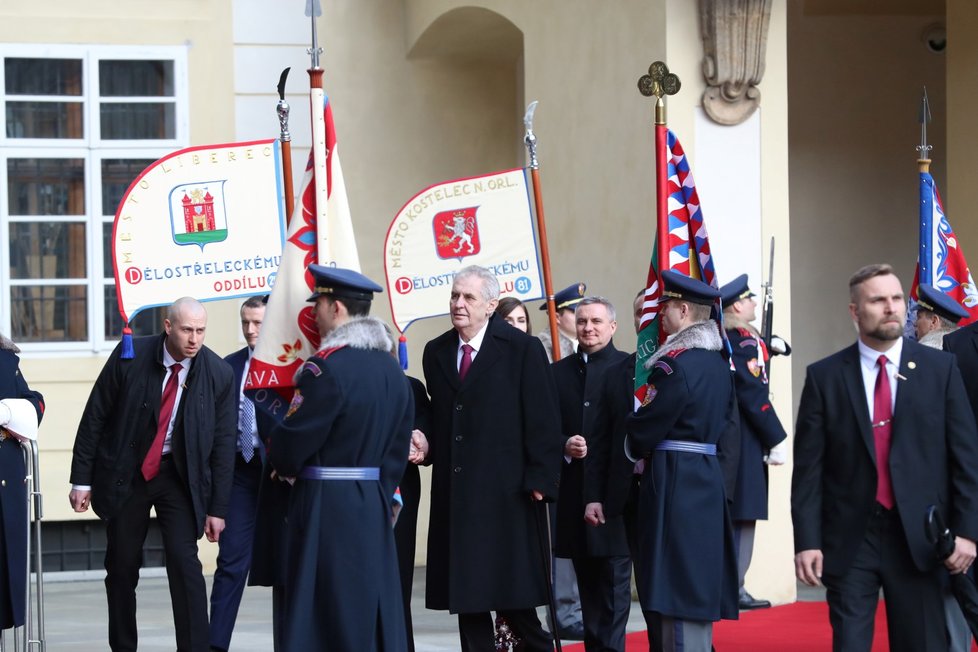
[409,429,429,464]
[564,435,587,459]
[531,490,544,502]
[584,502,605,526]
[69,489,91,513]
[794,549,823,586]
[204,516,225,543]
[764,441,788,466]
[945,536,977,575]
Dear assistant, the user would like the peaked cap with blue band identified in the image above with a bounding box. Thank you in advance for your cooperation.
[719,274,756,307]
[660,269,720,306]
[540,282,587,311]
[917,284,969,323]
[306,264,383,303]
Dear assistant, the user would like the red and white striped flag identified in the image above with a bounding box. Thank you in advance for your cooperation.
[246,91,360,412]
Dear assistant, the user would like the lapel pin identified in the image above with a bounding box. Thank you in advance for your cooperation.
[895,373,908,381]
[908,361,917,370]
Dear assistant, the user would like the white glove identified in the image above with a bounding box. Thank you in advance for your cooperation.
[0,402,10,427]
[0,399,37,440]
[764,440,787,466]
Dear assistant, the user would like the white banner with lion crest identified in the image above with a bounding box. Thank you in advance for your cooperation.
[384,168,543,333]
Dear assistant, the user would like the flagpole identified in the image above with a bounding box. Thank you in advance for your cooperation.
[276,67,295,223]
[523,101,563,362]
[639,62,681,345]
[306,0,329,262]
[917,87,933,287]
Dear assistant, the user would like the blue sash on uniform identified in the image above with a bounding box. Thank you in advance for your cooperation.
[655,440,717,456]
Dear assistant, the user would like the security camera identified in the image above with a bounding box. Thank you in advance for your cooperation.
[922,23,946,54]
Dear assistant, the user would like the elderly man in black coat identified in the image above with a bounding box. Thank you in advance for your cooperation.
[553,296,630,651]
[419,264,563,652]
[69,297,236,652]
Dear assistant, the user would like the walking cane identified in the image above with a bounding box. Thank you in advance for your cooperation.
[534,500,563,652]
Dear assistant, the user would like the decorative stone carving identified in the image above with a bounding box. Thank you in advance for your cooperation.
[700,0,772,126]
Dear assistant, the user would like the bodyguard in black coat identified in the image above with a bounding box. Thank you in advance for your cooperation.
[69,298,236,652]
[0,337,44,630]
[793,264,978,651]
[944,317,978,416]
[552,297,630,651]
[421,266,563,652]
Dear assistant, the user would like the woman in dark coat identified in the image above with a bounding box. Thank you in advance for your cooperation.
[0,334,44,630]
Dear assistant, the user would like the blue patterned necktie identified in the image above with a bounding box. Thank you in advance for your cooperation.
[239,361,256,462]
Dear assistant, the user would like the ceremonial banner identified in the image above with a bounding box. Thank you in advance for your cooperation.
[113,139,286,322]
[246,94,360,407]
[910,171,978,326]
[635,129,719,405]
[384,169,544,333]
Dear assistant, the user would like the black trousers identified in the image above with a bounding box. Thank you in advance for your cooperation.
[823,504,947,652]
[458,609,552,652]
[572,555,631,652]
[104,458,208,652]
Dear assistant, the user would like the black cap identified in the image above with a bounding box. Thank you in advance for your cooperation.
[719,274,756,307]
[917,284,968,323]
[540,282,587,311]
[306,264,383,303]
[660,270,720,306]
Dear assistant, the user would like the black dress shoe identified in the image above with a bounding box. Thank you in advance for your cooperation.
[738,589,771,610]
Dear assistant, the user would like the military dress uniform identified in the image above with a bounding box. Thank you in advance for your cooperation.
[720,275,788,610]
[625,271,740,652]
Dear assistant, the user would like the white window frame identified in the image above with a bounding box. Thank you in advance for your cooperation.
[0,43,189,354]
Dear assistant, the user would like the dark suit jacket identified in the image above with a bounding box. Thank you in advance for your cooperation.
[553,343,629,558]
[792,338,978,577]
[71,333,236,535]
[423,314,563,614]
[224,347,275,461]
[944,323,978,419]
[585,353,638,518]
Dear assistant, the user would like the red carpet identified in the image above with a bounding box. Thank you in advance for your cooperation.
[563,601,977,651]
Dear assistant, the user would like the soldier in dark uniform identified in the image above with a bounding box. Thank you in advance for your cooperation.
[916,283,969,348]
[538,282,586,363]
[625,270,739,652]
[0,333,43,632]
[267,265,413,651]
[719,274,788,611]
[553,296,630,651]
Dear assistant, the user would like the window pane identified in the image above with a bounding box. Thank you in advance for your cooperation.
[10,285,88,342]
[102,222,114,278]
[100,103,175,140]
[6,101,83,139]
[103,284,165,340]
[101,159,154,215]
[4,58,82,96]
[7,158,85,216]
[9,222,87,280]
[99,60,173,97]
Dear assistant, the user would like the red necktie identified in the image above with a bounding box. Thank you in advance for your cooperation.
[872,354,895,509]
[142,363,182,481]
[459,344,474,381]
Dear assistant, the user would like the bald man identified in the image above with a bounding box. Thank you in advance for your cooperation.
[70,297,236,652]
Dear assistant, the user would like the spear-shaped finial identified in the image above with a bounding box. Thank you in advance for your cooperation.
[277,67,292,143]
[305,0,323,69]
[638,61,681,125]
[917,87,932,161]
[523,101,539,169]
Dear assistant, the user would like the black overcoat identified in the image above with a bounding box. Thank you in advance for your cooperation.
[0,348,43,629]
[726,328,787,521]
[585,353,638,519]
[625,330,740,622]
[553,343,629,559]
[422,314,563,614]
[268,319,413,652]
[792,339,978,578]
[70,334,236,534]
